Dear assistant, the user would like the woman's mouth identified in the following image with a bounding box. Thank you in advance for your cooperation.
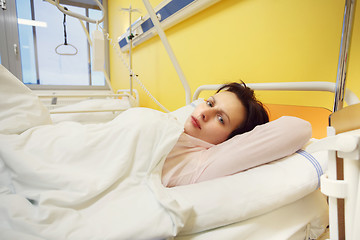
[191,116,201,129]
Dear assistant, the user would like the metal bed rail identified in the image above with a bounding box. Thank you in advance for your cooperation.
[192,81,359,107]
[37,89,139,114]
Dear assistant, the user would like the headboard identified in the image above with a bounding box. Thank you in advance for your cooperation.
[265,104,331,139]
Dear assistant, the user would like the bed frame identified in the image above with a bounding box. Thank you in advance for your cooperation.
[309,103,360,240]
[35,81,360,240]
[40,0,358,238]
[193,82,360,240]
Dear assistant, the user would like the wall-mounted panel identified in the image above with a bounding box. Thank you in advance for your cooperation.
[118,0,220,52]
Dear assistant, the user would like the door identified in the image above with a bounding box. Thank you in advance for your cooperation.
[0,0,22,80]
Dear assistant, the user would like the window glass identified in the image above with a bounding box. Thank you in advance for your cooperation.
[15,0,106,87]
[16,0,37,84]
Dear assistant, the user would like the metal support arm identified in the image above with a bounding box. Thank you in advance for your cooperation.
[142,0,191,105]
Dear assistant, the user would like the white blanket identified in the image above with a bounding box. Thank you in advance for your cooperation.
[0,108,189,240]
[0,106,328,239]
[0,65,328,239]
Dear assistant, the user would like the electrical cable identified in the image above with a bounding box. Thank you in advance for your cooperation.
[100,25,170,113]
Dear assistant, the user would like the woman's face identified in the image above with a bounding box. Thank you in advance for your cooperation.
[184,91,246,145]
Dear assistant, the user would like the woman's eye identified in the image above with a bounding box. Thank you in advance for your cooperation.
[206,100,213,107]
[217,115,224,124]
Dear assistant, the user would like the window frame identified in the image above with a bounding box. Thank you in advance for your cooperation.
[1,0,110,91]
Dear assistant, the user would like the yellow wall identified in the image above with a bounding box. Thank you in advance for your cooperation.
[108,0,360,112]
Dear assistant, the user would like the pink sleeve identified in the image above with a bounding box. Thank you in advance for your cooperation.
[195,116,312,183]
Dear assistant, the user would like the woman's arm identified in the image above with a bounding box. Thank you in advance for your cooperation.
[195,116,312,183]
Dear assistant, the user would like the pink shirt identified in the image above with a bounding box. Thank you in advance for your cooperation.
[162,116,312,187]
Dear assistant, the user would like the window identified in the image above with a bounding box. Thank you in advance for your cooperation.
[0,0,109,90]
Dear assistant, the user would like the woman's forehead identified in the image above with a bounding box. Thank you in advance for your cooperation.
[213,91,246,125]
[213,91,237,101]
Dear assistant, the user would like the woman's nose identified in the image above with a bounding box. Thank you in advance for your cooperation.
[201,108,215,121]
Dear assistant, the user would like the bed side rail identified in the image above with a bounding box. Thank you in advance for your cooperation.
[36,89,139,114]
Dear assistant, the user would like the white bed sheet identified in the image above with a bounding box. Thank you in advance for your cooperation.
[176,190,329,240]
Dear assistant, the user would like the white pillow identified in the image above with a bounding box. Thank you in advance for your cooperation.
[0,65,51,134]
[167,142,328,235]
[169,99,204,125]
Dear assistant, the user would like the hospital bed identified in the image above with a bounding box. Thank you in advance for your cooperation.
[1,0,359,239]
[2,64,359,240]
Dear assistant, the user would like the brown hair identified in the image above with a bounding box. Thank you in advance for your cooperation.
[216,81,269,139]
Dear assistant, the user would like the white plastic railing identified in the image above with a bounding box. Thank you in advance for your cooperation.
[192,81,359,106]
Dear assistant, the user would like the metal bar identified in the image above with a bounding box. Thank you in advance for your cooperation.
[85,8,92,86]
[332,2,356,240]
[333,0,356,112]
[37,93,129,98]
[192,82,359,106]
[129,5,133,96]
[49,0,105,24]
[50,108,126,114]
[142,0,191,105]
[120,6,141,96]
[193,82,337,101]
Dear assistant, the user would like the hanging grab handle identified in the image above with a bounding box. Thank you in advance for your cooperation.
[55,7,78,56]
[55,43,78,56]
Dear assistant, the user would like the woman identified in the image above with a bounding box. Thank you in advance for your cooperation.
[162,82,312,187]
